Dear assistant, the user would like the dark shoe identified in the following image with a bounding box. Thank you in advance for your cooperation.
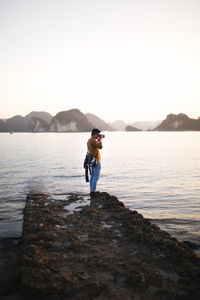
[90,192,96,198]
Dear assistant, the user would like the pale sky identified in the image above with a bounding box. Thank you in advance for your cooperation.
[0,0,200,122]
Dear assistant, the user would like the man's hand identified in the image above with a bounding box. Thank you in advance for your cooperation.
[97,135,103,142]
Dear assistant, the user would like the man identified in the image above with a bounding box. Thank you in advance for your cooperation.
[87,128,103,198]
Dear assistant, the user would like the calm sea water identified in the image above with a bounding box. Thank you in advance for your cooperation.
[0,132,200,247]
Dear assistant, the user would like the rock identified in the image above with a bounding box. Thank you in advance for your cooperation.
[183,240,199,250]
[125,125,142,131]
[19,192,200,300]
[0,111,52,132]
[85,113,114,131]
[155,113,200,131]
[49,109,93,132]
[28,117,50,132]
[0,237,21,298]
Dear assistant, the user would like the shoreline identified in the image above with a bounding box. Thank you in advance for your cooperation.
[0,192,200,299]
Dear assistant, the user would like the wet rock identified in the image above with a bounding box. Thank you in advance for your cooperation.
[18,192,200,299]
[183,240,199,250]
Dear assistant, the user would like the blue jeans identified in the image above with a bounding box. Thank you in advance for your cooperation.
[90,161,101,192]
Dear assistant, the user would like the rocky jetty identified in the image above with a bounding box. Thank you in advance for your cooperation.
[18,192,199,300]
[0,237,21,299]
[1,192,199,299]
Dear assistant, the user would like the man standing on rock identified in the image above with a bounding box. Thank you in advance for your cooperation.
[87,128,104,198]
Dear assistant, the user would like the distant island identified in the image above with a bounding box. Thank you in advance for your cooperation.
[125,125,142,132]
[0,110,199,132]
[0,109,113,133]
[154,113,200,131]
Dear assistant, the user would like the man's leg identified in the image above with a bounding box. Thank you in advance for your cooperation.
[90,161,101,192]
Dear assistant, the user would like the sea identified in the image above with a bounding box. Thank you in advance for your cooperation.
[0,132,200,248]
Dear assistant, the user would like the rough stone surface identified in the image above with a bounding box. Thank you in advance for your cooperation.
[19,192,200,300]
[0,237,21,300]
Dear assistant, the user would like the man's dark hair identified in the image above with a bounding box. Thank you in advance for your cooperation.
[91,128,101,136]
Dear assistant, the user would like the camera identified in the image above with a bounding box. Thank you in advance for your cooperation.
[96,134,105,142]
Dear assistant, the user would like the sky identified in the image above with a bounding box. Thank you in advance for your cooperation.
[0,0,200,122]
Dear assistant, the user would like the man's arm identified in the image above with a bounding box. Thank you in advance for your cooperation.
[91,138,103,149]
